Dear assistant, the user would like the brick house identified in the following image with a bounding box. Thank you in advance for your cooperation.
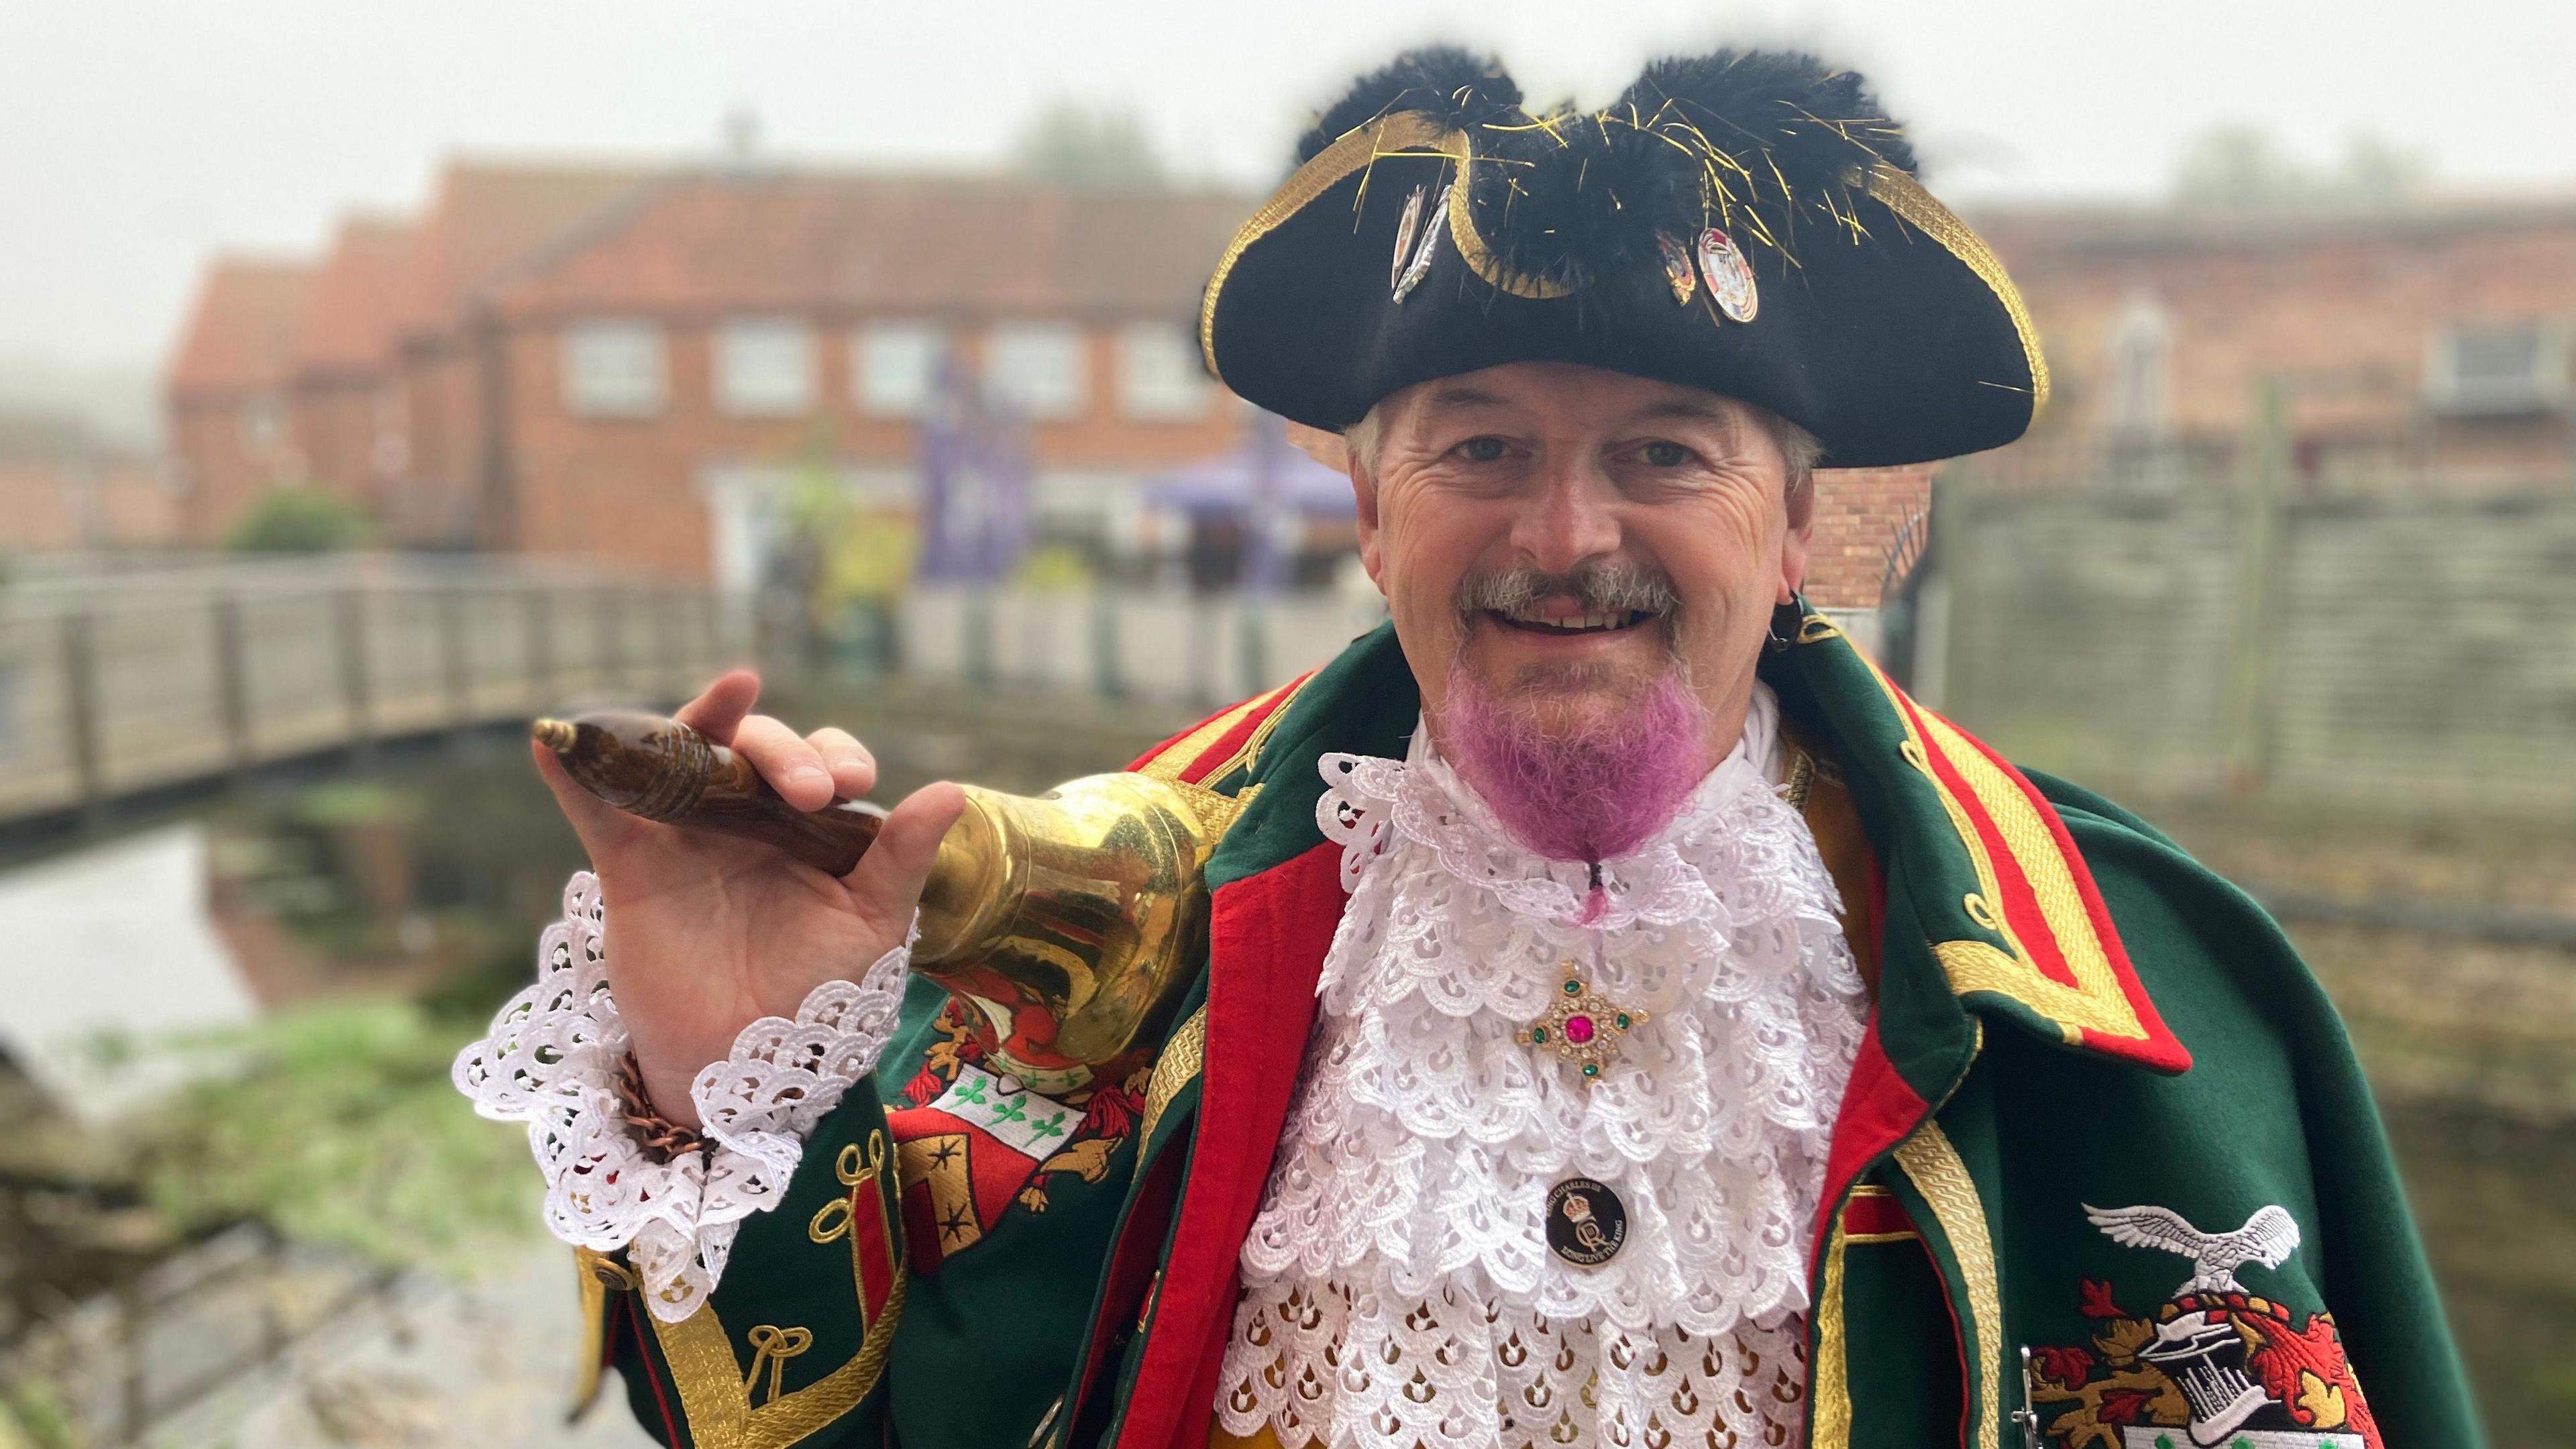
[1977,199,2576,490]
[377,163,657,547]
[473,169,1256,584]
[164,259,313,542]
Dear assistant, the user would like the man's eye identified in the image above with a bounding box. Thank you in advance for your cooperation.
[1641,441,1693,468]
[1454,436,1511,463]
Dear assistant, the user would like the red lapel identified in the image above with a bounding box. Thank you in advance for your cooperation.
[1112,843,1344,1449]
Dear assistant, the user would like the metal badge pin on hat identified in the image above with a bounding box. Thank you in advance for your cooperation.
[1656,231,1697,306]
[1697,226,1760,323]
[1393,182,1451,303]
[1389,185,1427,290]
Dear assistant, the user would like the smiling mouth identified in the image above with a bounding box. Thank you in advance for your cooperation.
[1487,607,1659,637]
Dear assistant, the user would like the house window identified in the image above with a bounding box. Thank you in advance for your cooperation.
[561,319,667,418]
[984,323,1087,421]
[1116,321,1210,421]
[855,322,947,419]
[2427,323,2571,417]
[715,318,816,417]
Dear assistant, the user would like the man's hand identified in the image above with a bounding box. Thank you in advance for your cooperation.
[535,669,965,1129]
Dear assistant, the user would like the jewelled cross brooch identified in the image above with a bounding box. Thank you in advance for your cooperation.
[1523,960,1648,1083]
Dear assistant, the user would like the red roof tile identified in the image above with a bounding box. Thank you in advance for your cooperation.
[293,217,416,376]
[393,161,656,343]
[486,171,1254,321]
[166,260,314,396]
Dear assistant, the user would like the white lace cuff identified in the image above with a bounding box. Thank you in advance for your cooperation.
[451,871,912,1322]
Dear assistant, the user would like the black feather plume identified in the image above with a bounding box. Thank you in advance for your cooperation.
[1453,48,1914,292]
[1296,46,1523,163]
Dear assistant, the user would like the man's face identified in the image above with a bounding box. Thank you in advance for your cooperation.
[1352,361,1813,761]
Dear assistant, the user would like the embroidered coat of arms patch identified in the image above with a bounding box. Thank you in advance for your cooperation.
[2027,1203,2380,1449]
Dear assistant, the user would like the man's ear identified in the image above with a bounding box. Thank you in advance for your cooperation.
[1285,422,1348,473]
[1778,477,1816,604]
[1351,460,1387,593]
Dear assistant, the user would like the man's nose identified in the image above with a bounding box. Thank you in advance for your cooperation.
[1509,460,1623,574]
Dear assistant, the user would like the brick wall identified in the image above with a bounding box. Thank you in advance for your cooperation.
[289,374,382,511]
[170,392,300,543]
[1802,464,1931,610]
[1982,207,2576,488]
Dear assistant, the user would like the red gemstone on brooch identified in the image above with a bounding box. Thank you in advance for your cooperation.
[1521,961,1648,1085]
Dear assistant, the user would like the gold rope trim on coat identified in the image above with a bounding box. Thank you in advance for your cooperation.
[1197,671,1310,785]
[1135,1004,1208,1167]
[1135,695,1269,785]
[1848,652,2147,1044]
[1892,1124,2002,1449]
[1809,1219,1854,1449]
[570,1249,621,1415]
[647,1138,909,1448]
[649,1269,906,1448]
[1863,164,2051,415]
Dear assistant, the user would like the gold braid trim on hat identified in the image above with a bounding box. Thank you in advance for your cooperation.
[1202,115,2049,432]
[1200,111,1574,382]
[1862,163,2051,415]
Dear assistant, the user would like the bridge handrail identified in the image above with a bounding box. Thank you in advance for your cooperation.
[0,556,741,824]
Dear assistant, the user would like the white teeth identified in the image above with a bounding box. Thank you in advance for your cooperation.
[1500,608,1642,632]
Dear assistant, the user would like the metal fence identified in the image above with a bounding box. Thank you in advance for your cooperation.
[0,555,739,822]
[895,586,1889,708]
[897,585,1393,708]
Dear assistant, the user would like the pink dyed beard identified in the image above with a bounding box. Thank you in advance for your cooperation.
[1434,655,1713,864]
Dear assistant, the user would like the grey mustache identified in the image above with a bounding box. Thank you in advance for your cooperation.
[1455,561,1680,619]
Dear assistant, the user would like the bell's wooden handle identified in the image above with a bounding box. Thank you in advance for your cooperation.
[533,710,886,875]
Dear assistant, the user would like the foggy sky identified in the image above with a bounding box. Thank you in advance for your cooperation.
[5,0,2573,374]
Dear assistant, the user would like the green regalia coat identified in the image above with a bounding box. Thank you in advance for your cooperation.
[568,617,2479,1449]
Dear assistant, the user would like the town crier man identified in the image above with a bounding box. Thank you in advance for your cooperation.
[458,45,2481,1449]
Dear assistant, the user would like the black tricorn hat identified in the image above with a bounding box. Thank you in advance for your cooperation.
[1200,46,2048,468]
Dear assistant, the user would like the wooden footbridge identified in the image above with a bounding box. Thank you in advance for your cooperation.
[0,555,737,826]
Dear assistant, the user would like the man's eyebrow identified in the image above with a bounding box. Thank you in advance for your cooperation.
[1417,384,1514,413]
[1632,396,1741,425]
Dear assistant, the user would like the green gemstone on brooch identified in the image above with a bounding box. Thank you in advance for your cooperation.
[1525,959,1650,1089]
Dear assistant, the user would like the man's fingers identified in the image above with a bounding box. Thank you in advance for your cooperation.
[733,714,836,810]
[532,737,640,859]
[805,727,878,800]
[845,782,968,924]
[675,669,761,744]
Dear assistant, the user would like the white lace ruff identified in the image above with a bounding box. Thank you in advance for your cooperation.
[451,872,910,1322]
[1217,688,1869,1449]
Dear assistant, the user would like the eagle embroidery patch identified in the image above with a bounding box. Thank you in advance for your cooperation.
[2027,1202,2380,1449]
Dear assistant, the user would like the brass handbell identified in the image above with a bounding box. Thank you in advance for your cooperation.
[535,710,1238,1092]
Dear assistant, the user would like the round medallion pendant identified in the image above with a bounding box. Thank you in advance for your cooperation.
[1545,1177,1629,1268]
